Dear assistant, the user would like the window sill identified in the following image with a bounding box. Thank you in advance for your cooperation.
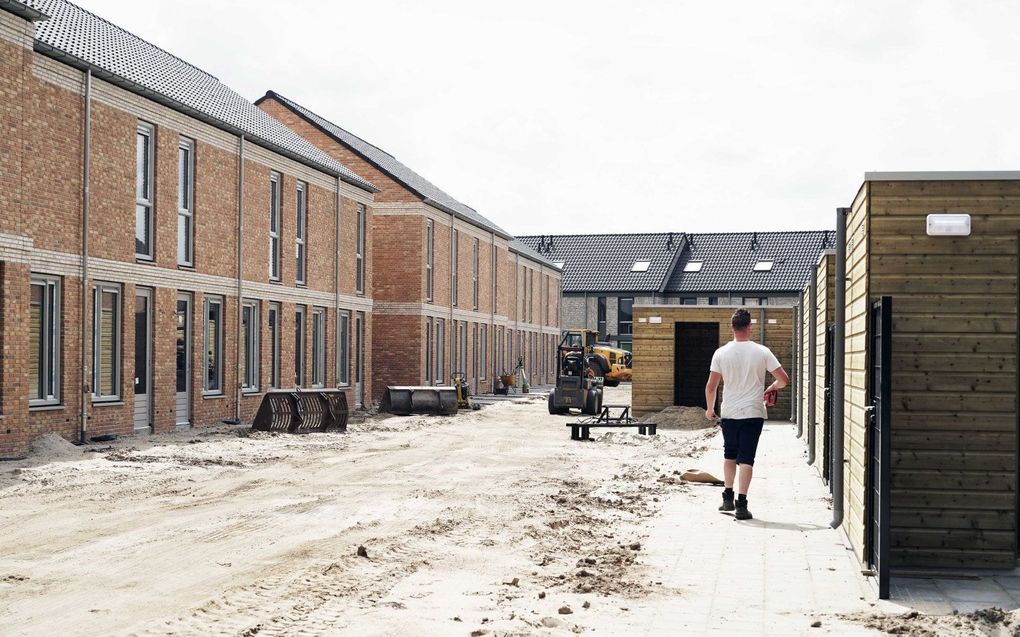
[92,400,125,407]
[29,404,65,412]
[135,257,155,264]
[269,279,282,285]
[178,264,195,271]
[202,393,226,400]
[242,390,261,397]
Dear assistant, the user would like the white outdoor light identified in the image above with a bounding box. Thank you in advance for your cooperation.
[926,213,971,236]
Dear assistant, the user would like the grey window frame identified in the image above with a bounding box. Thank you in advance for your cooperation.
[29,274,61,407]
[436,318,445,384]
[269,171,282,281]
[618,296,634,336]
[92,281,122,402]
[295,305,306,387]
[452,229,459,306]
[135,122,155,260]
[459,321,467,378]
[356,203,366,295]
[479,323,487,381]
[268,302,281,389]
[177,137,195,267]
[241,299,260,393]
[296,181,307,285]
[311,307,326,388]
[338,310,350,387]
[597,296,607,338]
[203,295,224,395]
[472,237,479,310]
[425,316,433,383]
[425,219,434,302]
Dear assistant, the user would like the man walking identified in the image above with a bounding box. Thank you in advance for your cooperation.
[705,309,789,520]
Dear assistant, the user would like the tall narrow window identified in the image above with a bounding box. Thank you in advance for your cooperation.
[295,182,307,285]
[436,318,445,384]
[480,324,487,381]
[338,311,350,386]
[529,269,534,323]
[459,321,467,379]
[30,274,60,406]
[425,219,434,302]
[472,238,479,310]
[451,320,458,379]
[269,172,282,281]
[311,307,325,387]
[135,122,154,260]
[452,229,459,306]
[93,282,121,401]
[597,296,607,338]
[177,137,195,266]
[356,203,366,294]
[425,317,434,384]
[203,295,223,394]
[492,244,498,306]
[520,266,526,317]
[268,302,280,389]
[295,305,306,387]
[472,323,478,384]
[241,300,259,392]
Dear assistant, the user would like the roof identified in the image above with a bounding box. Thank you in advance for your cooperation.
[516,233,685,293]
[23,0,376,193]
[0,0,47,21]
[665,231,833,294]
[865,171,1020,181]
[256,90,511,239]
[508,239,562,271]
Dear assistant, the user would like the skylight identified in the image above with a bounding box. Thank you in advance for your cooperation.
[753,260,774,272]
[631,261,651,272]
[684,261,703,273]
[553,262,565,269]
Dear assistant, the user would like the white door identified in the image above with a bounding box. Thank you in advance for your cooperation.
[175,293,192,427]
[133,288,153,431]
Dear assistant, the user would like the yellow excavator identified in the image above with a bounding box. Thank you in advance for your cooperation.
[559,329,632,387]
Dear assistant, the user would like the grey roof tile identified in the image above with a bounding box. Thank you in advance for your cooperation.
[258,91,512,239]
[508,239,562,270]
[24,0,376,192]
[516,233,685,293]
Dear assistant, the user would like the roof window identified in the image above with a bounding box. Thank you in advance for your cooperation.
[683,261,703,273]
[631,261,651,272]
[553,261,565,269]
[753,260,774,272]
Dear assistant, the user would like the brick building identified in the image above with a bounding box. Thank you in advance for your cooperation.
[0,0,378,455]
[256,92,562,398]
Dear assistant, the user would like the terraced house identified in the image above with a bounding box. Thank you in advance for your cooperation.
[0,0,379,455]
[256,92,562,398]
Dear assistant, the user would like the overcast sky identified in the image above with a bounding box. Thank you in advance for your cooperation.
[81,0,1020,235]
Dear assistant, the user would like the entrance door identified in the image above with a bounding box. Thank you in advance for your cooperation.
[674,322,720,408]
[175,293,192,428]
[133,288,153,432]
[867,296,892,600]
[355,311,365,408]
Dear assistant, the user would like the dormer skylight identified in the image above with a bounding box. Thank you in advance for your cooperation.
[553,261,565,269]
[631,261,651,272]
[753,260,774,272]
[684,261,703,273]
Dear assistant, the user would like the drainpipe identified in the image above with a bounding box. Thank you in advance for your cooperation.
[490,231,496,387]
[232,134,245,424]
[793,299,801,428]
[335,177,341,385]
[449,212,456,379]
[79,68,92,444]
[807,268,817,464]
[831,207,849,529]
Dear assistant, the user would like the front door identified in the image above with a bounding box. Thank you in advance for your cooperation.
[355,311,365,408]
[133,288,153,432]
[867,296,892,600]
[674,321,720,409]
[175,293,192,428]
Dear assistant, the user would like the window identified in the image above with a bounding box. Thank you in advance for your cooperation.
[203,295,223,394]
[472,238,479,309]
[93,282,121,401]
[452,229,459,306]
[753,260,774,272]
[135,122,154,259]
[451,320,458,379]
[338,311,350,386]
[30,274,60,406]
[425,219,434,301]
[311,307,325,387]
[268,302,281,389]
[631,261,650,272]
[356,203,366,294]
[708,297,719,305]
[425,317,434,383]
[177,137,195,266]
[459,321,467,379]
[684,261,703,273]
[436,318,445,383]
[472,323,478,384]
[529,269,534,323]
[296,182,307,285]
[597,296,607,338]
[241,300,259,392]
[295,305,305,387]
[492,245,498,304]
[553,261,565,269]
[269,172,281,280]
[746,297,766,306]
[480,324,487,381]
[683,297,697,305]
[618,297,634,336]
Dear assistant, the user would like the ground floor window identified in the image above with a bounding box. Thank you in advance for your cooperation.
[425,317,433,384]
[479,324,487,381]
[30,274,61,406]
[268,302,280,388]
[436,318,445,384]
[338,311,350,386]
[295,305,306,387]
[311,307,325,388]
[93,282,122,401]
[241,300,259,393]
[203,295,223,394]
[459,321,467,379]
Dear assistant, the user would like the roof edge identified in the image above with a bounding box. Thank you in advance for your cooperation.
[0,0,47,22]
[657,234,689,294]
[865,171,1020,182]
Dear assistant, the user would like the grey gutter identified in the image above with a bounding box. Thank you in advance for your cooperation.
[32,45,379,194]
[0,0,46,21]
[865,170,1020,182]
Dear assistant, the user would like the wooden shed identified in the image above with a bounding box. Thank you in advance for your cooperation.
[632,305,795,419]
[830,172,1020,585]
[797,252,837,483]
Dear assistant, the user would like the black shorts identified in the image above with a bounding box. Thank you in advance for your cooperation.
[721,418,765,466]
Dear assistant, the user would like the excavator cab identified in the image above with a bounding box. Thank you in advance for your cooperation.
[548,330,603,415]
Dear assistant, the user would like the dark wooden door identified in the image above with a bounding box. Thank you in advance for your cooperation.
[674,322,720,408]
[867,296,892,600]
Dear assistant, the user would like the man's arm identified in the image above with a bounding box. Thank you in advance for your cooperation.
[766,366,789,394]
[705,371,722,421]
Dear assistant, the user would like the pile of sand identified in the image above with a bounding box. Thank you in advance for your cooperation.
[28,433,82,461]
[842,607,1018,636]
[640,406,715,430]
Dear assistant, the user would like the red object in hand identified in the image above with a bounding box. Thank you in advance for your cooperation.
[764,390,778,407]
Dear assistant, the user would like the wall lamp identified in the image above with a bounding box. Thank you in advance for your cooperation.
[926,213,971,236]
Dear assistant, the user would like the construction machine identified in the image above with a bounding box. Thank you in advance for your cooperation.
[548,331,604,415]
[559,329,632,386]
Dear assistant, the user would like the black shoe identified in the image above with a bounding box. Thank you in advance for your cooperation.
[734,499,752,520]
[719,491,735,512]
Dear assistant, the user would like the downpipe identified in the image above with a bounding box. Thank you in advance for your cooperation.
[79,68,92,444]
[807,266,817,464]
[228,134,245,425]
[831,207,849,529]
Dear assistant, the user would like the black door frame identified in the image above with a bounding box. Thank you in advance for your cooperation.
[867,296,892,600]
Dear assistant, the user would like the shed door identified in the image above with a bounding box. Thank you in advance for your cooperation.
[867,296,892,600]
[823,323,834,488]
[674,322,720,409]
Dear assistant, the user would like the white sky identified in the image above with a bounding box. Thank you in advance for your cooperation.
[79,0,1020,235]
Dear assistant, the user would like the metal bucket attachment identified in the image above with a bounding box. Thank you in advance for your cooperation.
[382,386,458,416]
[252,389,350,433]
[321,391,349,432]
[252,392,299,432]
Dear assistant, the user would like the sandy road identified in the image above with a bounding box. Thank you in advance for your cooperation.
[0,386,718,636]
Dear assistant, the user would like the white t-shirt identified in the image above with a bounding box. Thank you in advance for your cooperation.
[709,340,782,420]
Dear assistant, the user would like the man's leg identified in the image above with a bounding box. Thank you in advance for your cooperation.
[724,459,737,488]
[734,419,765,520]
[719,420,738,511]
[737,463,754,495]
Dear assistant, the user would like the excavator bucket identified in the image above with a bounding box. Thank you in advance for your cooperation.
[381,386,458,416]
[252,390,350,433]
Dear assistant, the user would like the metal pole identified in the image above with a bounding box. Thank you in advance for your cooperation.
[831,207,849,529]
[807,266,818,464]
[80,68,92,444]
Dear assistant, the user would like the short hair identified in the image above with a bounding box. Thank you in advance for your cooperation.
[731,308,752,330]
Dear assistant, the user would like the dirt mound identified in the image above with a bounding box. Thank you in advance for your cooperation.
[842,607,1019,636]
[641,406,714,430]
[28,433,82,461]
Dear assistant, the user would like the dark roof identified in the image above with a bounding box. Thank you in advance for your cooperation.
[508,239,562,271]
[257,90,512,239]
[516,233,685,293]
[665,231,833,294]
[24,0,376,192]
[0,0,47,21]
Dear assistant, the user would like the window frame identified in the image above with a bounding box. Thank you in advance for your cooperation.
[425,219,434,302]
[338,310,351,387]
[135,122,155,261]
[452,229,459,306]
[203,295,224,395]
[177,137,195,267]
[92,281,122,402]
[618,296,634,336]
[311,307,326,388]
[684,261,704,273]
[436,318,445,384]
[597,296,607,338]
[268,302,281,389]
[472,237,479,310]
[356,203,366,295]
[479,323,487,381]
[425,317,434,384]
[241,299,260,393]
[269,171,282,281]
[295,181,307,285]
[29,274,61,407]
[294,305,306,387]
